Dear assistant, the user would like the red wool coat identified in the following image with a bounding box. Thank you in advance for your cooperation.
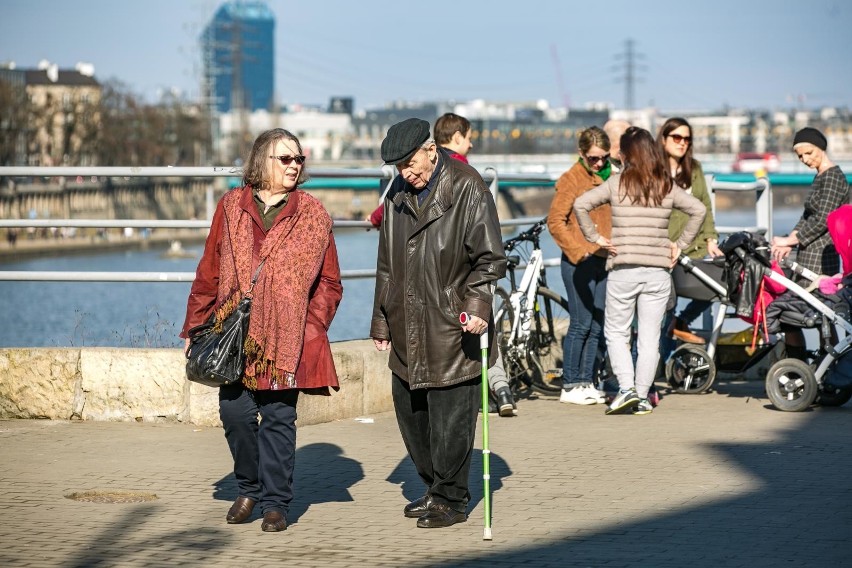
[181,187,343,392]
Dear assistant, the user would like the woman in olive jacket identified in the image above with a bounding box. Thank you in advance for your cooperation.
[659,117,723,345]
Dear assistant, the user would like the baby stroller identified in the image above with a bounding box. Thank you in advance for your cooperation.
[717,231,852,411]
[664,236,783,395]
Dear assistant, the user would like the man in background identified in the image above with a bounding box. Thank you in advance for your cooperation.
[603,119,631,171]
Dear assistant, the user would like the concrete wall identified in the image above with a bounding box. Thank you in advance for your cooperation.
[0,340,392,427]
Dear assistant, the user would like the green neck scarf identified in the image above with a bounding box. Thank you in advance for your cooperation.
[579,156,612,181]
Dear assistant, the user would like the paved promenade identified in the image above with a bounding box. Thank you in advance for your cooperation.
[1,379,850,568]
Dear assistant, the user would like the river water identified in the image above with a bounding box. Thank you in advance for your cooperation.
[0,208,801,348]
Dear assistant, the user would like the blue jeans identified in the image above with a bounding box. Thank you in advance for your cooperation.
[219,384,299,517]
[678,298,712,325]
[560,254,607,388]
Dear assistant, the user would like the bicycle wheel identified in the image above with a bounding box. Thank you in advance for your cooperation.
[527,287,569,395]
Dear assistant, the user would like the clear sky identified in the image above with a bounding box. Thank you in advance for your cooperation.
[2,0,851,112]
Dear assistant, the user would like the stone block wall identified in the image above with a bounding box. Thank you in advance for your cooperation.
[0,340,392,427]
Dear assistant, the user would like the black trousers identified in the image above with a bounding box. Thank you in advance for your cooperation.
[391,373,481,513]
[219,384,299,517]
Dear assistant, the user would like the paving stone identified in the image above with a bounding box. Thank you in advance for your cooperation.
[0,380,849,567]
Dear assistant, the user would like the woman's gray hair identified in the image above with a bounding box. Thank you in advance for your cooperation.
[242,128,310,190]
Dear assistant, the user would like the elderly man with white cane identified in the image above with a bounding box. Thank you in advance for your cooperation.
[370,118,506,530]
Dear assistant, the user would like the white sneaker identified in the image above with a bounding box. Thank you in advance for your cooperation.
[559,386,598,405]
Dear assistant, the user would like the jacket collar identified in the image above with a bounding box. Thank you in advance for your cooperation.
[239,185,300,230]
[390,150,456,236]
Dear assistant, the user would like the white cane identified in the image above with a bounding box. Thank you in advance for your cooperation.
[460,311,492,540]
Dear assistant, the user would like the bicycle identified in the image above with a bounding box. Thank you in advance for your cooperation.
[493,218,569,396]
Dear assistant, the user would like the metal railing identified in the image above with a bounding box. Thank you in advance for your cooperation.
[0,166,774,282]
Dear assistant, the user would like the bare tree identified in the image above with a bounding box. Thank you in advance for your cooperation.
[0,78,36,165]
[97,81,211,166]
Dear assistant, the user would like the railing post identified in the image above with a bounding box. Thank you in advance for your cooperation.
[704,173,717,217]
[755,176,773,238]
[205,184,215,221]
[484,167,498,204]
[377,165,395,204]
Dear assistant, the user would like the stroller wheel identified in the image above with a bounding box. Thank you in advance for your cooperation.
[665,344,716,394]
[765,358,817,412]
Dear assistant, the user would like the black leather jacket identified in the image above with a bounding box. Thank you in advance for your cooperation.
[370,151,507,388]
[721,232,771,319]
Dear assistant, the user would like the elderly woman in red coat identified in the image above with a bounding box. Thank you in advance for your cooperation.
[181,128,343,533]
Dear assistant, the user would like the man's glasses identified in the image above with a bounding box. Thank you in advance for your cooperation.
[270,155,306,165]
[668,134,692,144]
[585,154,610,165]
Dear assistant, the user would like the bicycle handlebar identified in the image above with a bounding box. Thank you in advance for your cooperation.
[503,217,547,251]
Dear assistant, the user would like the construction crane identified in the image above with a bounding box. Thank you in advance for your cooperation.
[550,44,570,110]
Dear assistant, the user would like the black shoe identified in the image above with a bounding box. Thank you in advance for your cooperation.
[403,495,434,518]
[416,502,467,528]
[496,387,515,417]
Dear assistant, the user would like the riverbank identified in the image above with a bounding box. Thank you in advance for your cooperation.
[0,229,209,263]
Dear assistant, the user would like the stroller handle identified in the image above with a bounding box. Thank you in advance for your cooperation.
[779,257,820,283]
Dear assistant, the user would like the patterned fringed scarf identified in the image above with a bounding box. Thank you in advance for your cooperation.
[216,188,332,390]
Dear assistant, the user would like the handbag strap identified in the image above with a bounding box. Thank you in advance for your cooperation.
[245,260,265,297]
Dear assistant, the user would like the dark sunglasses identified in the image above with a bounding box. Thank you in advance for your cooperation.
[270,154,306,165]
[585,154,610,165]
[667,134,692,144]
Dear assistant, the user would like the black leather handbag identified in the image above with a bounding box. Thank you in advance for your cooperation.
[185,257,265,388]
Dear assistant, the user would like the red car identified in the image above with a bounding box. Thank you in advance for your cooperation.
[731,152,781,173]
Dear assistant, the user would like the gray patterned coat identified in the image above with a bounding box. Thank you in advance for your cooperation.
[793,165,850,279]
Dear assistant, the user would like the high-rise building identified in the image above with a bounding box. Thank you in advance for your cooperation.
[201,1,275,113]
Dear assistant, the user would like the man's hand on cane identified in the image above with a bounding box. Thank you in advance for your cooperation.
[461,313,487,335]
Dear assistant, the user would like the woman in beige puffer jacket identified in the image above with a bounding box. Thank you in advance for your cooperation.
[573,126,705,415]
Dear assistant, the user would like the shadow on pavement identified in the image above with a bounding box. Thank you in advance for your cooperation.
[61,503,228,568]
[386,450,512,515]
[210,442,363,526]
[414,406,852,568]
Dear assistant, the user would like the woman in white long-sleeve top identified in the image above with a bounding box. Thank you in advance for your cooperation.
[573,127,706,415]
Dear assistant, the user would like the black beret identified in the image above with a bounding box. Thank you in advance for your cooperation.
[792,127,827,151]
[381,118,431,165]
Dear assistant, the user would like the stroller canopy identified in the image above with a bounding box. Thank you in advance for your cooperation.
[828,204,852,276]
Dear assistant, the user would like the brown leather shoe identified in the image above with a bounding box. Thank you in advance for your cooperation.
[226,496,256,524]
[416,502,467,528]
[261,511,287,532]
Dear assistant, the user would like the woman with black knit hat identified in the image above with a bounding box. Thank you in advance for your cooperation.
[770,126,849,279]
[770,127,849,362]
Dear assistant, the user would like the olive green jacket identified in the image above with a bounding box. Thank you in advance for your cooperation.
[668,161,718,259]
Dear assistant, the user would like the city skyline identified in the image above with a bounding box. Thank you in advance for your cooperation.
[2,0,852,112]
